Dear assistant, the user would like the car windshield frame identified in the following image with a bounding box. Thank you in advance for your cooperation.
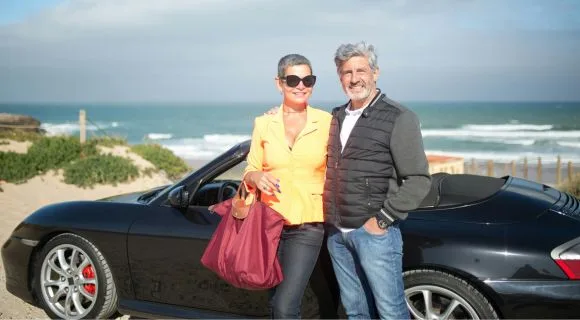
[149,141,250,207]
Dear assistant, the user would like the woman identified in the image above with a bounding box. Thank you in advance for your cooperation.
[243,54,331,319]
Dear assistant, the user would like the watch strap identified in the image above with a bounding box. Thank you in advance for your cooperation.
[376,208,396,229]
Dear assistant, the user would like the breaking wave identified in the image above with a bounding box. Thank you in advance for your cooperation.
[160,134,250,160]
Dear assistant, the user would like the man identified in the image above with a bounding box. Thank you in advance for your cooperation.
[323,41,431,319]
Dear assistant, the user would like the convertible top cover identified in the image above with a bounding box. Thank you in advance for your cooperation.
[420,173,506,208]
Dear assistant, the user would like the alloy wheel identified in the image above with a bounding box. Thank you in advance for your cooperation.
[405,285,480,320]
[40,243,98,319]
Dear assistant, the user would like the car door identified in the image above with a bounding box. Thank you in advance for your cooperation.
[127,162,271,317]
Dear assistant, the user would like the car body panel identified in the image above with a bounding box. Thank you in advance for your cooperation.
[2,235,37,304]
[126,204,339,318]
[118,298,252,319]
[99,188,160,203]
[8,201,161,301]
[125,204,262,315]
[402,212,579,282]
[485,280,580,318]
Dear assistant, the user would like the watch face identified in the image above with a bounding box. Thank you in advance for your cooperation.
[377,219,388,229]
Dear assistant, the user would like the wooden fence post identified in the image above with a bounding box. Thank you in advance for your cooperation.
[556,155,561,185]
[569,161,574,182]
[487,160,494,177]
[471,159,477,175]
[511,160,516,177]
[79,109,86,144]
[523,157,528,179]
[537,157,542,183]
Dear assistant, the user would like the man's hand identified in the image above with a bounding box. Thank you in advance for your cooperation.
[363,217,387,235]
[264,106,280,115]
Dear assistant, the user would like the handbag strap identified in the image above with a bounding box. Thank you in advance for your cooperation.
[237,182,261,203]
[229,182,262,220]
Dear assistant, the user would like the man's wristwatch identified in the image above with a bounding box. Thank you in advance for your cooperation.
[376,208,396,230]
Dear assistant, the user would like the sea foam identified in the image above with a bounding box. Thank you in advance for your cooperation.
[147,133,173,140]
[462,124,553,131]
[161,134,250,160]
[41,122,120,136]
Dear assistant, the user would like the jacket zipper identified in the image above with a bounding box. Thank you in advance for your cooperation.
[333,117,341,226]
[365,178,371,207]
[334,157,340,225]
[366,178,372,215]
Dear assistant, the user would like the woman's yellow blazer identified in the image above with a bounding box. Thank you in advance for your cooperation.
[244,106,332,225]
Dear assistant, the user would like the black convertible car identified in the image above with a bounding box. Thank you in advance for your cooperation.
[3,140,580,319]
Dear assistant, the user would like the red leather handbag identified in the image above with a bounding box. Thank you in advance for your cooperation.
[201,187,286,290]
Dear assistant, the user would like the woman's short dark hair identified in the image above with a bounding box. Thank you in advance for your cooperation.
[278,54,313,78]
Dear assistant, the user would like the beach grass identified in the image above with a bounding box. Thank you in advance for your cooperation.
[87,135,129,147]
[1,134,189,187]
[64,154,140,188]
[558,174,580,198]
[130,143,191,180]
[0,130,43,142]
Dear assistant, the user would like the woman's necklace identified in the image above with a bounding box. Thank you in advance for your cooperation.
[283,107,306,114]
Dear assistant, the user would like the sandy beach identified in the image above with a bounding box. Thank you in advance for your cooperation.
[0,140,171,319]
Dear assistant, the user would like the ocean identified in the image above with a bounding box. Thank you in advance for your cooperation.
[1,101,579,164]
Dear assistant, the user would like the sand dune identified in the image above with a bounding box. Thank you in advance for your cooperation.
[0,141,171,319]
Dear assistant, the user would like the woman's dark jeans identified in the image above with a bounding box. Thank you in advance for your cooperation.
[269,222,324,319]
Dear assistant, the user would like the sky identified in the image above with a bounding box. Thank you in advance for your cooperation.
[1,0,579,103]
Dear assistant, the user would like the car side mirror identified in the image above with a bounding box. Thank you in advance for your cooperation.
[168,186,190,209]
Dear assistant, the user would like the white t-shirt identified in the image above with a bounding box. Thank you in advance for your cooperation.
[340,103,370,152]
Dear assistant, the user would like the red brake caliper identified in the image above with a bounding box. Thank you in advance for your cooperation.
[81,265,96,295]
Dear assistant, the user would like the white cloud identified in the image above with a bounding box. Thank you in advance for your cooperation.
[4,0,266,41]
[1,0,579,102]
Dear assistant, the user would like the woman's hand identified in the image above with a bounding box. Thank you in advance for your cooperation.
[246,171,280,196]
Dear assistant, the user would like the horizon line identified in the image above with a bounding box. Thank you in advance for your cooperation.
[2,100,580,105]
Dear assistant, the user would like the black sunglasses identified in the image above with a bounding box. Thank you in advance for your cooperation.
[281,75,317,88]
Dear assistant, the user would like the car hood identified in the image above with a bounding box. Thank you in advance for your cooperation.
[98,185,169,203]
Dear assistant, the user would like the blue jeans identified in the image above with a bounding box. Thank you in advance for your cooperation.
[327,223,409,320]
[269,223,324,319]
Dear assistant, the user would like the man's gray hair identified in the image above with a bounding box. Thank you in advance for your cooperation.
[334,41,378,72]
[277,54,313,78]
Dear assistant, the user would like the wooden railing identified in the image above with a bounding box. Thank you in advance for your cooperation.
[463,156,575,185]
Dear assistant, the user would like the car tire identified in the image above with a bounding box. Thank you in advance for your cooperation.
[33,233,118,319]
[404,269,498,320]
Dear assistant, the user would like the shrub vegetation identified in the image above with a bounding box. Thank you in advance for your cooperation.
[0,130,43,142]
[64,154,139,188]
[87,136,128,147]
[26,136,97,172]
[1,135,187,187]
[0,152,35,183]
[131,143,190,180]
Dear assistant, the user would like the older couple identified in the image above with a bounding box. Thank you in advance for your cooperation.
[243,42,432,319]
